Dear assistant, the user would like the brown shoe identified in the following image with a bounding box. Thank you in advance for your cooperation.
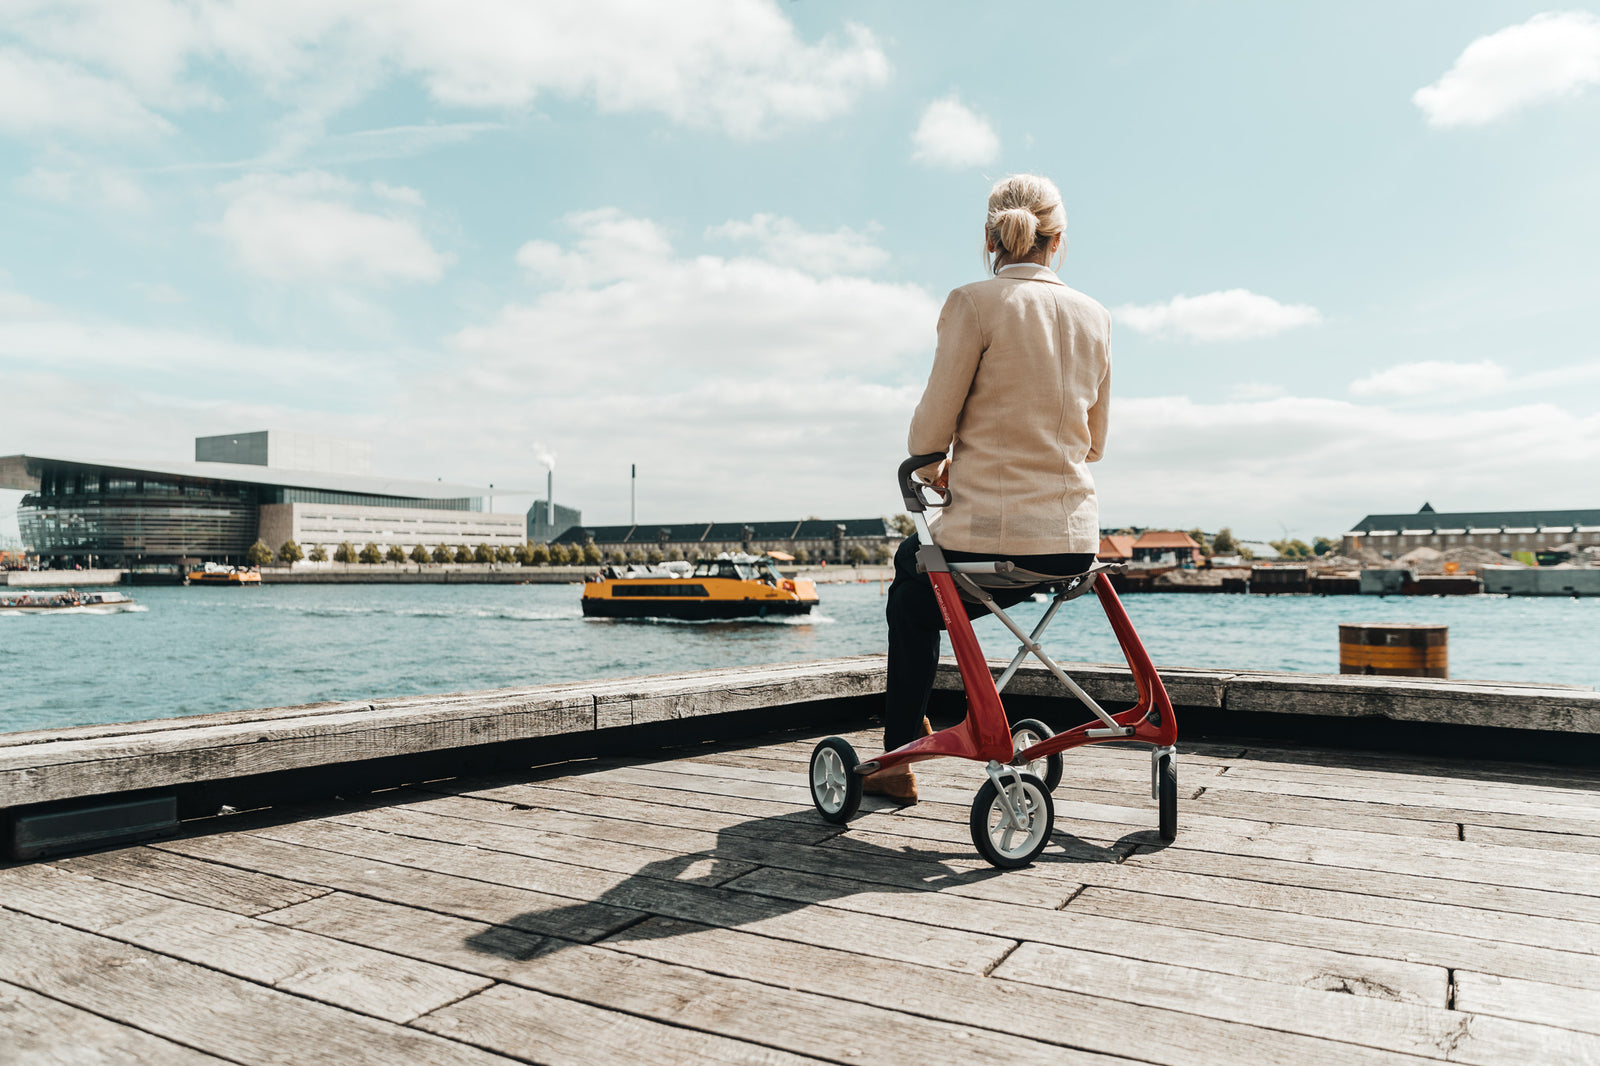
[863,765,918,804]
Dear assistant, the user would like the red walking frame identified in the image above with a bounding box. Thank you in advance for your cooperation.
[807,454,1179,868]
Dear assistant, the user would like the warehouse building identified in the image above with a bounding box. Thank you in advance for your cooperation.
[1342,504,1600,558]
[552,518,898,564]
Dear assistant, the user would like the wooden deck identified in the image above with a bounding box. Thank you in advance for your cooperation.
[4,725,1599,1065]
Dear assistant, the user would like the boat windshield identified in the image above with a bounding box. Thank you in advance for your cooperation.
[692,561,765,582]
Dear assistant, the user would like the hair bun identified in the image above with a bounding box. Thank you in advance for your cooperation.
[996,207,1039,257]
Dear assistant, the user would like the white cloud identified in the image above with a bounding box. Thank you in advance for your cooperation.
[0,46,172,139]
[16,158,147,211]
[1095,394,1600,536]
[1114,289,1322,342]
[516,208,676,288]
[910,95,1000,168]
[1414,12,1600,127]
[2,1,890,141]
[705,214,888,275]
[209,172,450,285]
[1349,359,1508,398]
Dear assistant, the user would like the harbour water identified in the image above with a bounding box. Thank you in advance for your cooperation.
[2,582,1594,733]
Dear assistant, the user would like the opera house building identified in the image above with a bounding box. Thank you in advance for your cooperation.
[0,431,524,570]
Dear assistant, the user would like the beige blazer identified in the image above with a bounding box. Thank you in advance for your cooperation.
[908,263,1111,555]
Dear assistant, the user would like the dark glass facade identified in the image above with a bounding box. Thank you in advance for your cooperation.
[16,460,483,566]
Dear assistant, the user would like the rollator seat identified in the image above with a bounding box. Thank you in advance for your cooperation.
[927,558,1128,605]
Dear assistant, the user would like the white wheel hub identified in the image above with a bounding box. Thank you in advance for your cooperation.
[812,747,848,812]
[985,781,1046,859]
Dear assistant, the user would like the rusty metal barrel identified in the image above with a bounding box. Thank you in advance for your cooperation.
[1339,623,1448,678]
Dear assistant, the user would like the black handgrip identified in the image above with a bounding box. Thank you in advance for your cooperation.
[898,453,951,512]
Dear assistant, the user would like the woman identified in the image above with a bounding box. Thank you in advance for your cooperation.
[869,174,1111,803]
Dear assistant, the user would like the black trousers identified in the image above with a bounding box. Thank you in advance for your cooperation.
[883,535,1095,751]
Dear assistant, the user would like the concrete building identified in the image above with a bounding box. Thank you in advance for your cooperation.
[527,501,582,544]
[552,518,897,564]
[1342,504,1600,559]
[1,431,524,568]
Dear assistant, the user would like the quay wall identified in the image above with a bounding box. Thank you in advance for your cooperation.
[0,569,127,588]
[259,565,591,585]
[4,655,1598,859]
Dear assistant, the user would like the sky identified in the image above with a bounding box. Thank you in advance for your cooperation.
[2,1,1598,544]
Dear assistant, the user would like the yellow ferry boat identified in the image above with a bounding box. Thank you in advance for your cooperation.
[186,565,262,586]
[581,553,819,620]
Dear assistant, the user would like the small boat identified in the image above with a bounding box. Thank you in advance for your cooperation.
[582,552,819,620]
[187,565,262,586]
[0,589,138,614]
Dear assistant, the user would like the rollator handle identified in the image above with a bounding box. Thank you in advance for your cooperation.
[898,452,952,512]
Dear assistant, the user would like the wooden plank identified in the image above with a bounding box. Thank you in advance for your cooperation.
[1220,670,1600,732]
[50,843,332,915]
[1211,756,1600,797]
[1125,845,1600,926]
[1066,885,1600,990]
[416,983,832,1066]
[721,866,1446,1005]
[272,892,1129,1066]
[1227,745,1600,792]
[1071,860,1600,955]
[207,818,1018,975]
[0,862,491,1023]
[435,781,840,845]
[603,916,1466,1066]
[993,943,1600,1066]
[1194,782,1600,838]
[1454,971,1600,1036]
[1185,788,1463,839]
[327,803,762,889]
[357,794,1081,909]
[0,978,233,1066]
[1213,765,1600,812]
[157,831,644,943]
[588,657,885,729]
[0,907,519,1065]
[1464,824,1600,854]
[1118,819,1600,897]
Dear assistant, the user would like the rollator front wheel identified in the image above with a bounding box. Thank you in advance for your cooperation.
[1010,718,1064,792]
[970,773,1053,869]
[809,737,863,824]
[1157,751,1178,842]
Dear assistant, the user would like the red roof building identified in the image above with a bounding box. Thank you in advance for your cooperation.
[1131,530,1203,565]
[1097,535,1135,561]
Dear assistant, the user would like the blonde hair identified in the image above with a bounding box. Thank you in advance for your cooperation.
[986,174,1066,274]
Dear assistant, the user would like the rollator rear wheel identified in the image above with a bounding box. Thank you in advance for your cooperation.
[1010,718,1064,792]
[970,773,1053,869]
[809,737,863,824]
[1157,752,1177,842]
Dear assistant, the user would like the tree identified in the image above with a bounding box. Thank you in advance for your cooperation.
[848,545,869,564]
[583,543,602,565]
[527,542,550,565]
[358,542,382,564]
[473,543,493,564]
[889,514,916,538]
[410,544,430,564]
[646,549,664,565]
[794,548,810,564]
[626,548,645,564]
[494,544,515,564]
[1210,527,1238,555]
[1270,538,1312,560]
[1186,528,1210,555]
[453,545,472,564]
[514,543,533,565]
[385,544,406,564]
[277,540,303,564]
[334,541,356,563]
[307,544,328,562]
[244,539,273,566]
[1313,536,1338,556]
[432,544,451,564]
[548,543,570,565]
[873,544,892,564]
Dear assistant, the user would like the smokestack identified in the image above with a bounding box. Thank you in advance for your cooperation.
[547,469,553,526]
[631,463,636,525]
